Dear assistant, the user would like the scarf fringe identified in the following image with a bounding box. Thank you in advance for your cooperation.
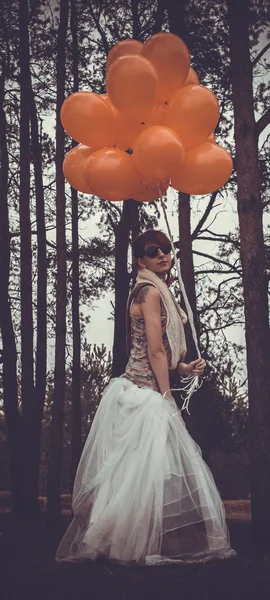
[164,375,203,416]
[158,190,204,413]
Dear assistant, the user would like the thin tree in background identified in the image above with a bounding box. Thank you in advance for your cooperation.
[0,55,22,514]
[70,0,82,482]
[166,5,202,451]
[47,0,69,523]
[30,51,47,505]
[167,0,200,359]
[111,200,132,377]
[227,0,270,542]
[111,0,166,376]
[178,193,199,354]
[19,0,38,516]
[111,0,142,376]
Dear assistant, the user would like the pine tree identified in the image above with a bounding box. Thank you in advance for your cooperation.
[47,0,69,524]
[0,20,22,513]
[227,0,270,542]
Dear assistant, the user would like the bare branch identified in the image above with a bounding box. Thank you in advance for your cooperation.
[196,232,240,248]
[46,239,56,249]
[191,191,219,239]
[107,212,117,234]
[205,321,245,331]
[199,276,241,314]
[196,268,239,275]
[252,42,270,68]
[87,0,110,56]
[193,250,242,275]
[256,108,270,138]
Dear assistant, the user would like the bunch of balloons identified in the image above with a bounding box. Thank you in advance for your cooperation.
[61,32,233,202]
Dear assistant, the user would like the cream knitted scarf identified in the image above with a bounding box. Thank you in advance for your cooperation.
[136,268,187,370]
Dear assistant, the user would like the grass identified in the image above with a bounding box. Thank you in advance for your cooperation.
[0,495,270,600]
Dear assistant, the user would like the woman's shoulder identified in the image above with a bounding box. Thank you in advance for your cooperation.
[132,284,160,305]
[129,284,162,319]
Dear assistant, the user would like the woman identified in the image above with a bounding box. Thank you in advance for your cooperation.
[56,229,236,566]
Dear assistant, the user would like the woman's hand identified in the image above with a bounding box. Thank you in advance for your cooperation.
[177,358,206,377]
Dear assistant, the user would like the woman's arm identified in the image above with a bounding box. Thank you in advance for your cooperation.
[138,286,173,400]
[177,359,206,376]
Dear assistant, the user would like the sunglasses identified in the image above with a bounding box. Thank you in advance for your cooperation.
[143,243,172,259]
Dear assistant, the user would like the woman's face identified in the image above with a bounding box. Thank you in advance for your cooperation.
[138,243,172,276]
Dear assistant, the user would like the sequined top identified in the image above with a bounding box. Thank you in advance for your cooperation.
[122,299,171,392]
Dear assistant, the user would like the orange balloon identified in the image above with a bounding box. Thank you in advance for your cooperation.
[84,147,144,202]
[133,182,169,203]
[63,144,94,193]
[141,32,190,103]
[106,55,158,121]
[133,126,185,185]
[165,85,220,149]
[171,142,233,195]
[207,132,216,143]
[60,91,116,147]
[146,103,169,126]
[115,117,148,151]
[100,93,148,150]
[100,93,112,105]
[184,67,199,86]
[106,39,143,70]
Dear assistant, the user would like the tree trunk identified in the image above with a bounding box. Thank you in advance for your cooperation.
[129,199,140,242]
[47,0,68,524]
[152,0,166,34]
[111,3,162,376]
[0,68,22,514]
[19,0,38,516]
[30,76,47,503]
[167,0,199,360]
[111,201,131,377]
[129,199,140,288]
[167,0,186,36]
[227,0,270,542]
[70,0,81,482]
[178,192,200,361]
[167,0,211,454]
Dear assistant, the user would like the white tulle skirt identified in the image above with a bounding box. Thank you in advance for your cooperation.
[56,377,236,566]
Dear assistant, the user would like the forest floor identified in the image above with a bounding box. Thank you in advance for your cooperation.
[1,497,270,600]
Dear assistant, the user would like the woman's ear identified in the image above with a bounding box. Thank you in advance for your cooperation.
[137,257,145,269]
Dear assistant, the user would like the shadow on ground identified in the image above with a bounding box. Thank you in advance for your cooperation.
[1,509,270,600]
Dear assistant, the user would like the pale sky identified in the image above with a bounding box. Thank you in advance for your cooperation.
[44,26,269,382]
[83,31,270,359]
[85,189,244,353]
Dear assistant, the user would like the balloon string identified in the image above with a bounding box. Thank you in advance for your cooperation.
[158,187,202,414]
[158,188,201,358]
[163,378,204,416]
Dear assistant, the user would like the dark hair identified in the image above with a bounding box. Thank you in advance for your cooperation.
[132,229,171,259]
